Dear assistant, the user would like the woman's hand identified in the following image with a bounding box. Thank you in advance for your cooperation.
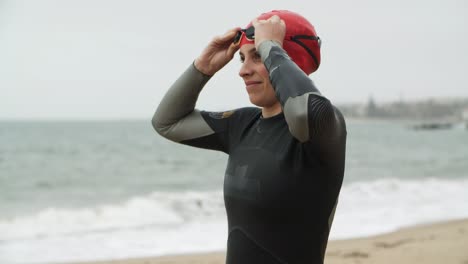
[252,15,286,49]
[194,28,240,76]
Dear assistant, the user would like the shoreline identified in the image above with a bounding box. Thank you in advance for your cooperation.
[66,217,468,264]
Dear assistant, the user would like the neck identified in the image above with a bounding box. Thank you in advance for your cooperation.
[261,102,282,118]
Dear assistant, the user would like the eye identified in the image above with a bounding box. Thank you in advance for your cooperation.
[239,54,245,63]
[252,52,262,63]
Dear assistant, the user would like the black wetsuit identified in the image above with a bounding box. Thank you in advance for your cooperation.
[152,41,346,264]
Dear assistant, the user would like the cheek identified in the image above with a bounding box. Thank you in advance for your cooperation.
[258,66,270,81]
[259,69,275,96]
[265,85,277,104]
[257,66,272,92]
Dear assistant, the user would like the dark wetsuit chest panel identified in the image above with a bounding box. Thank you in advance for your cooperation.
[224,115,299,207]
[219,111,334,264]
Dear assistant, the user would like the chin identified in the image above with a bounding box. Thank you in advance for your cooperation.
[249,99,273,108]
[248,96,264,107]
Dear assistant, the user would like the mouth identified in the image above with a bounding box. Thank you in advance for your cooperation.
[245,81,262,90]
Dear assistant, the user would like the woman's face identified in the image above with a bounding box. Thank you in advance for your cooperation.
[238,44,279,108]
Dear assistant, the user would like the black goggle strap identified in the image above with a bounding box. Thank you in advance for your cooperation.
[289,35,321,67]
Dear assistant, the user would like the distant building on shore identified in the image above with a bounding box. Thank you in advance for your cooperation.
[338,96,468,121]
[462,108,468,129]
[462,108,468,120]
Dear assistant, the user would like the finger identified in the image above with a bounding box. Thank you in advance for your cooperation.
[269,15,280,23]
[220,27,241,42]
[211,32,233,47]
[227,42,240,57]
[252,18,259,27]
[254,18,268,25]
[280,19,286,27]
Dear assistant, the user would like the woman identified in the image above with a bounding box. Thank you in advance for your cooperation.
[152,10,346,264]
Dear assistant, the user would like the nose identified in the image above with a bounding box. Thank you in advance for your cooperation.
[239,59,254,78]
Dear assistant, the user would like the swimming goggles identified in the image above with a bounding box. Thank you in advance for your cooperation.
[233,26,322,66]
[233,26,255,43]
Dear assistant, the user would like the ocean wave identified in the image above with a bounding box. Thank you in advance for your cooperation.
[2,178,468,241]
[0,191,225,241]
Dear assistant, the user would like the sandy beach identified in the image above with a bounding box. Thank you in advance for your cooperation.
[68,218,468,264]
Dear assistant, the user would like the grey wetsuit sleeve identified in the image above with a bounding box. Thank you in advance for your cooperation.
[151,63,215,143]
[258,41,346,143]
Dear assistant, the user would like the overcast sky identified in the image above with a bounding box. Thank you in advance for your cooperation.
[1,0,467,119]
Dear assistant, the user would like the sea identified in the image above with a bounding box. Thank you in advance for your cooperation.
[1,119,467,264]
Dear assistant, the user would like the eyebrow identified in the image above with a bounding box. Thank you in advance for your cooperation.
[239,47,257,57]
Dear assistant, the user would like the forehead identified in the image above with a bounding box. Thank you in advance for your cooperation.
[239,44,256,56]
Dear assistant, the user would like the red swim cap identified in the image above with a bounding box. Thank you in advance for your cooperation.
[239,10,321,75]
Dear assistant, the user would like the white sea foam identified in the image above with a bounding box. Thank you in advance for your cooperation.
[0,191,225,241]
[332,177,468,239]
[1,178,468,264]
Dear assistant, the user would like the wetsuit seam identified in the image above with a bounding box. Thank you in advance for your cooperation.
[229,226,288,264]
